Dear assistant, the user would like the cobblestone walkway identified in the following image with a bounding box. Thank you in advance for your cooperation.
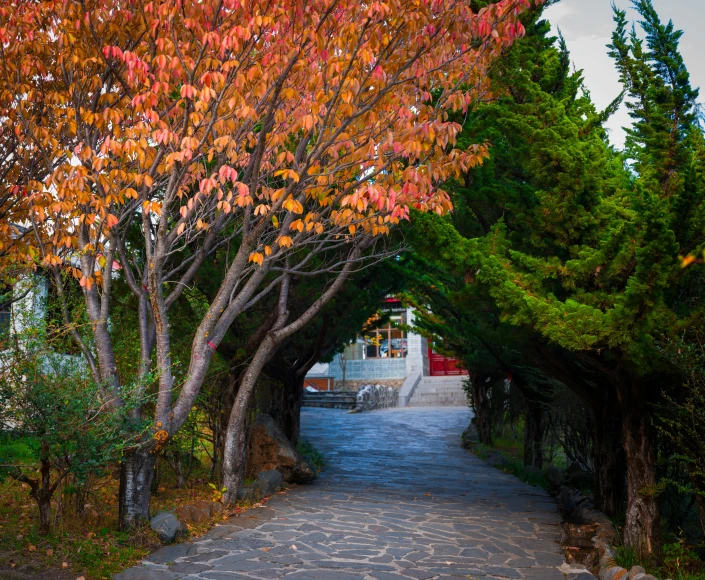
[116,407,565,580]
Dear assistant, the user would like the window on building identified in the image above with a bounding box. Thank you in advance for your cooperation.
[363,310,407,359]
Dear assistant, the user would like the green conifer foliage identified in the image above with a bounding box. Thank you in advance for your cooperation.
[405,0,705,556]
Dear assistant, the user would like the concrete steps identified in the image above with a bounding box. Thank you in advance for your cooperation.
[407,376,467,407]
[303,392,357,409]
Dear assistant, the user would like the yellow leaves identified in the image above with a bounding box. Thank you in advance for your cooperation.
[282,196,303,214]
[681,254,700,268]
[236,105,256,119]
[276,151,295,166]
[249,252,264,265]
[235,195,253,208]
[301,115,316,131]
[254,204,271,216]
[142,201,162,216]
[181,136,199,151]
[274,169,300,183]
[277,235,293,248]
[79,276,94,291]
[42,254,63,267]
[0,0,531,285]
[213,136,231,150]
[105,214,119,229]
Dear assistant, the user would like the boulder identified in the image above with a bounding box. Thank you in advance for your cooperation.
[255,469,283,496]
[600,567,628,580]
[150,511,188,543]
[237,485,260,502]
[627,567,646,580]
[546,465,566,489]
[175,500,224,525]
[567,462,594,489]
[461,424,478,449]
[524,465,544,479]
[246,414,316,484]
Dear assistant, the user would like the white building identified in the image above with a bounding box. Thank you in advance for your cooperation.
[305,299,468,406]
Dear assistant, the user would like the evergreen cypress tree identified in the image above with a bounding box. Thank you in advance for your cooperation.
[405,0,705,556]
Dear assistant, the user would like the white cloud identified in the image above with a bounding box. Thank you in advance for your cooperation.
[544,0,705,150]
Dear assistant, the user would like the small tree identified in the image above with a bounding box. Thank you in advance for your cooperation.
[0,346,142,535]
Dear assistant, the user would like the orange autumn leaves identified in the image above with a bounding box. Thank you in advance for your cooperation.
[0,0,541,277]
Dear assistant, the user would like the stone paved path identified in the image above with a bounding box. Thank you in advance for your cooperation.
[116,407,565,580]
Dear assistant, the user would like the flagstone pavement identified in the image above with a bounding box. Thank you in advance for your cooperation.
[115,407,566,580]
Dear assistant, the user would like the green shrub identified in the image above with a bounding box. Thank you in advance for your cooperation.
[297,439,325,473]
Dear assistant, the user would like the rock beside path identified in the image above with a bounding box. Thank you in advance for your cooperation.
[245,414,316,484]
[175,500,224,526]
[150,511,187,544]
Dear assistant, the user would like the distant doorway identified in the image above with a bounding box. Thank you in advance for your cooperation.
[428,348,468,377]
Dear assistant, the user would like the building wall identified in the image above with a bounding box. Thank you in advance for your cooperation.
[304,307,430,385]
[0,275,86,376]
[405,309,429,377]
[12,275,48,339]
[329,356,407,380]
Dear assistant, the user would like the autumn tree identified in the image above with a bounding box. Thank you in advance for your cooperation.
[2,0,541,525]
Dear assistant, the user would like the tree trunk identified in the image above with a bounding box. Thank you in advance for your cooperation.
[38,496,51,535]
[216,371,240,471]
[523,399,544,468]
[469,371,493,446]
[170,455,186,489]
[34,457,54,535]
[592,400,624,517]
[222,337,277,504]
[694,491,705,539]
[151,458,161,495]
[119,449,157,530]
[221,392,254,504]
[282,374,305,444]
[618,379,659,556]
[75,478,89,516]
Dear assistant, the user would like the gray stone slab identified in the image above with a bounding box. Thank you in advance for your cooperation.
[114,568,182,580]
[146,543,197,564]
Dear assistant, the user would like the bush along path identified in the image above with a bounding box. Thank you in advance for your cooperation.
[115,407,566,580]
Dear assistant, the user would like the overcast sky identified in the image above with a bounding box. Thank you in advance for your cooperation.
[544,0,705,149]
